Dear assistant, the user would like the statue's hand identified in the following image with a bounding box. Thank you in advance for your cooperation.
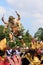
[15,11,17,13]
[1,16,4,21]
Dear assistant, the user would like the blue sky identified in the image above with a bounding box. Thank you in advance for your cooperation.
[0,0,43,36]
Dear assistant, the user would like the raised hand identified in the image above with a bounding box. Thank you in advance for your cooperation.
[15,11,17,14]
[13,55,22,65]
[7,55,22,65]
[15,11,20,20]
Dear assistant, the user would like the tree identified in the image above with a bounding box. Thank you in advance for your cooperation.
[34,27,43,41]
[23,30,33,46]
[0,25,5,40]
[0,25,4,34]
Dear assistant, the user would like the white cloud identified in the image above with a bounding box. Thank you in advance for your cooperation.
[6,0,16,5]
[0,6,6,24]
[32,12,43,19]
[0,6,6,16]
[6,0,43,10]
[6,0,43,18]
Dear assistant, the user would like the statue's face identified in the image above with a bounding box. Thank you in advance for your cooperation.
[10,16,15,20]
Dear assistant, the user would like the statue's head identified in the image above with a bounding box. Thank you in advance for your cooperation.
[8,16,15,22]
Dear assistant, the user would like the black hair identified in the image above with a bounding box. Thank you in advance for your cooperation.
[0,50,5,56]
[22,58,30,65]
[40,60,43,64]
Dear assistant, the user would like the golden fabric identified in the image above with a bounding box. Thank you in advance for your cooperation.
[0,38,7,50]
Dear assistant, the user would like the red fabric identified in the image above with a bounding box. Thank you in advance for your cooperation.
[4,61,10,65]
[0,61,4,65]
[4,57,10,65]
[0,56,4,65]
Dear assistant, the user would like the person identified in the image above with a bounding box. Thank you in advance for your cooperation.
[1,11,26,46]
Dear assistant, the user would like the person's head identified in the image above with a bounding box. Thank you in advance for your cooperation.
[0,50,5,56]
[9,16,15,20]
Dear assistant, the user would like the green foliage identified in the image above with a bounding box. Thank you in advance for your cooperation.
[0,25,32,48]
[23,30,32,46]
[5,28,10,42]
[0,25,10,41]
[0,25,4,34]
[0,33,5,41]
[8,41,16,48]
[0,25,5,41]
[34,27,43,41]
[16,38,22,46]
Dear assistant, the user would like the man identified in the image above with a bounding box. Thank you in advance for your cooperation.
[1,11,26,46]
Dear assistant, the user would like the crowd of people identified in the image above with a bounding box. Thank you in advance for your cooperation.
[23,40,43,65]
[0,38,43,65]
